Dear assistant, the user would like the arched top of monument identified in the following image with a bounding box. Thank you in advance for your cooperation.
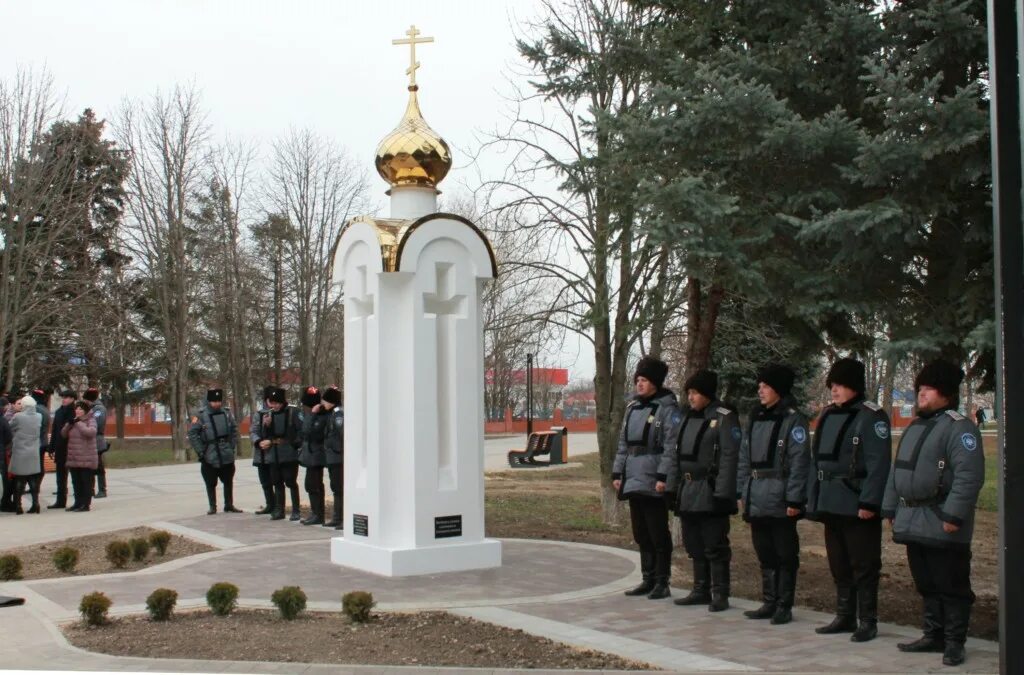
[396,212,497,279]
[375,86,452,189]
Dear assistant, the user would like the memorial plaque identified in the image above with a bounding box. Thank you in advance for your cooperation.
[434,514,462,538]
[353,514,368,537]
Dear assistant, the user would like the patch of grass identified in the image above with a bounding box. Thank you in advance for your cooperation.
[486,493,611,533]
[978,448,998,512]
[102,439,253,469]
[490,451,604,483]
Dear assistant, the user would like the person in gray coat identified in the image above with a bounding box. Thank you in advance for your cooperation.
[188,389,241,515]
[807,358,891,642]
[737,364,810,625]
[31,389,50,487]
[663,369,739,612]
[250,385,276,515]
[882,360,984,667]
[8,395,43,514]
[322,385,344,529]
[82,388,108,498]
[298,386,328,526]
[612,357,680,600]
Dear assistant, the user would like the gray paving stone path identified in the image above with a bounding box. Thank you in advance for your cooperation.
[0,458,1000,674]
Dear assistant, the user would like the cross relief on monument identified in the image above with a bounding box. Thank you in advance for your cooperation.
[422,262,466,490]
[349,264,375,485]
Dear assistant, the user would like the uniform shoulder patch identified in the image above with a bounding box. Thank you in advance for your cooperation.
[874,420,890,439]
[93,411,101,418]
[961,433,978,452]
[862,401,881,411]
[791,426,807,444]
[731,426,742,441]
[945,410,965,421]
[671,412,682,425]
[716,406,731,416]
[787,408,797,414]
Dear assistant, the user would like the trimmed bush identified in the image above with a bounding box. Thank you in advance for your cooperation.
[105,540,131,569]
[0,554,22,581]
[79,591,112,626]
[145,588,178,621]
[342,591,376,623]
[271,585,307,620]
[129,537,151,562]
[52,546,80,574]
[206,582,239,617]
[149,530,172,556]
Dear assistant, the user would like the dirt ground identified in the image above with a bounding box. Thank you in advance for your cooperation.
[484,455,999,641]
[0,527,213,580]
[62,609,653,670]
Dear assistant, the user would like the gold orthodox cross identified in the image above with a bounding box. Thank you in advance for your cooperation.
[392,24,434,88]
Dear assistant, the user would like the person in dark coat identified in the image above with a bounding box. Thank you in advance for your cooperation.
[807,358,891,642]
[0,398,12,512]
[47,390,76,509]
[298,386,328,526]
[250,385,276,515]
[188,388,241,515]
[882,360,984,667]
[322,385,344,529]
[737,364,810,625]
[662,369,740,612]
[612,356,680,600]
[259,387,303,521]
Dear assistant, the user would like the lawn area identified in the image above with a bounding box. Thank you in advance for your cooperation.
[102,438,253,469]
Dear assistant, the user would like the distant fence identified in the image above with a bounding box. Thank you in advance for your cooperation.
[484,408,597,434]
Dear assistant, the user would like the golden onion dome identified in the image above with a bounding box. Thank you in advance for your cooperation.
[375,85,452,189]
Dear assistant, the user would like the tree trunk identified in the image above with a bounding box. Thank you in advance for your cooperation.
[684,277,724,376]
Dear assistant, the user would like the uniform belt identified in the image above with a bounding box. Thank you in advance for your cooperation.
[899,496,944,508]
[817,469,867,481]
[627,446,663,456]
[681,468,711,481]
[751,468,786,479]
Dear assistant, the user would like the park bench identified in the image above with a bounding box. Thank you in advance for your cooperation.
[507,427,568,467]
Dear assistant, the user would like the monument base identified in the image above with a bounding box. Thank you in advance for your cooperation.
[331,536,502,577]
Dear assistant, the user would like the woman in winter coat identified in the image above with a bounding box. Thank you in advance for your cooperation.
[62,400,98,512]
[8,395,43,514]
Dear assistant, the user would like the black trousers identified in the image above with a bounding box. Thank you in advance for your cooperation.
[70,468,95,508]
[823,515,881,589]
[256,463,273,488]
[327,463,342,496]
[270,461,299,507]
[200,462,236,506]
[906,543,975,605]
[1,449,12,509]
[680,513,731,563]
[95,452,106,491]
[750,517,800,571]
[52,446,69,502]
[304,465,324,497]
[629,496,673,577]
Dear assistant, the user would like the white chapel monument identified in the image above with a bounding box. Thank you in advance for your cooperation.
[330,26,502,576]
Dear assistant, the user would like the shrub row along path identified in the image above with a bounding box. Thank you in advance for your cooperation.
[0,433,1000,674]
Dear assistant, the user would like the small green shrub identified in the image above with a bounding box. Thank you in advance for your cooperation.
[79,591,112,626]
[0,554,22,581]
[149,530,172,556]
[341,591,376,623]
[271,585,307,620]
[129,537,150,562]
[105,540,131,569]
[52,546,80,573]
[206,582,239,617]
[145,588,178,621]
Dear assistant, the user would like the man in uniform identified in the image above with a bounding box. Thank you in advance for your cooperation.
[188,388,242,514]
[882,360,984,667]
[322,385,344,528]
[612,356,680,600]
[47,390,77,509]
[260,387,303,521]
[82,388,108,498]
[298,386,327,526]
[663,369,740,612]
[807,358,891,642]
[737,363,810,625]
[250,385,276,515]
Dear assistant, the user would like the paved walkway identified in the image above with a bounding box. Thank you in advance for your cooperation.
[0,457,1000,674]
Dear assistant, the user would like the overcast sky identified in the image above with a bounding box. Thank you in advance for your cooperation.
[1,0,596,380]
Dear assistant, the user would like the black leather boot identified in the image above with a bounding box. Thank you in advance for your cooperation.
[270,489,286,521]
[255,486,275,515]
[674,559,710,605]
[223,480,242,512]
[817,584,857,634]
[851,580,878,642]
[625,551,655,596]
[771,567,796,625]
[744,567,777,619]
[941,600,970,666]
[898,596,945,652]
[324,496,342,527]
[708,559,730,612]
[289,485,302,521]
[647,550,672,599]
[302,492,324,525]
[205,483,217,515]
[647,577,671,600]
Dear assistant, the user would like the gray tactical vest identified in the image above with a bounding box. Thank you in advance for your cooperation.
[737,397,810,519]
[612,390,680,499]
[665,402,740,515]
